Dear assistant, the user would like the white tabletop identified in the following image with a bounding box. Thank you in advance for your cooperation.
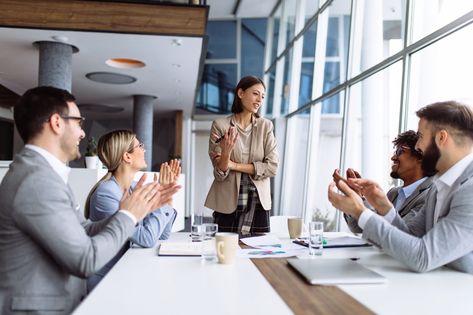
[73,232,473,315]
[73,233,292,315]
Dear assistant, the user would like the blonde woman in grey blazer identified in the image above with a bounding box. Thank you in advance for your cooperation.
[205,76,278,235]
[0,87,177,314]
[329,101,473,274]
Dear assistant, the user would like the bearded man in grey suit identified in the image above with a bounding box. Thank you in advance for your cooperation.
[344,130,436,233]
[0,86,179,314]
[329,100,473,274]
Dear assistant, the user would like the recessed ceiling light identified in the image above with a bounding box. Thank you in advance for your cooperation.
[106,58,146,69]
[51,35,69,42]
[86,72,136,84]
[171,39,183,46]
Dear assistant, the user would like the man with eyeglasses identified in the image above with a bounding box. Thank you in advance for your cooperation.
[0,86,180,314]
[329,101,473,274]
[343,130,436,233]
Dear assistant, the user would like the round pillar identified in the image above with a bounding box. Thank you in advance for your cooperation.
[34,41,79,92]
[133,95,156,171]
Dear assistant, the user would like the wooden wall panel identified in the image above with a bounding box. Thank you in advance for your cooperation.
[0,0,208,36]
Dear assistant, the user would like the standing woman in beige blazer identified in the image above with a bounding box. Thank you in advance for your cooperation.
[205,76,279,235]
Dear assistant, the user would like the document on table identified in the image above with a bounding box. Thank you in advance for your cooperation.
[239,234,306,258]
[158,242,202,256]
[293,235,371,248]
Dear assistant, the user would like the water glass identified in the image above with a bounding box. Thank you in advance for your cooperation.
[201,223,218,261]
[309,221,323,256]
[191,224,203,242]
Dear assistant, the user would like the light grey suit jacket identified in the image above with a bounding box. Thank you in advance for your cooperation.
[0,148,136,314]
[345,177,433,233]
[363,161,473,274]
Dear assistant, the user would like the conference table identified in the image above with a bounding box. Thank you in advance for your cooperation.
[73,232,473,315]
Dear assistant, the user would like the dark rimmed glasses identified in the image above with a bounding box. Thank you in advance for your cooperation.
[61,115,85,127]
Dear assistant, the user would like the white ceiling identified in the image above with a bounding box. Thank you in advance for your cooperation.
[0,27,203,119]
[0,0,279,121]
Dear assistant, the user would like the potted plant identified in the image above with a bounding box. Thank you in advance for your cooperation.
[84,137,100,169]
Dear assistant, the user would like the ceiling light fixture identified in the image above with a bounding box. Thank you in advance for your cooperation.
[51,35,69,43]
[106,58,146,69]
[86,72,137,84]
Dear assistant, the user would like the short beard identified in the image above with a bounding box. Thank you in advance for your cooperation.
[390,171,400,179]
[421,137,440,176]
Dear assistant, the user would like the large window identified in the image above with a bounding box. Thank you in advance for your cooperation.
[305,93,344,231]
[350,0,405,77]
[198,19,268,114]
[280,108,311,217]
[406,23,473,130]
[344,62,403,191]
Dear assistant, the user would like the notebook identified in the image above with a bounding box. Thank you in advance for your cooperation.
[287,258,386,285]
[158,242,202,256]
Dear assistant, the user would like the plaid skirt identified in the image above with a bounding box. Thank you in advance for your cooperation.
[213,173,270,236]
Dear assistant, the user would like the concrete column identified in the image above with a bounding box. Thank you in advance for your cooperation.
[35,41,78,92]
[133,95,156,171]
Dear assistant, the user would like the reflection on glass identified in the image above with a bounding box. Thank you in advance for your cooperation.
[299,62,314,107]
[241,18,267,78]
[280,108,311,218]
[283,0,298,47]
[303,21,317,58]
[207,21,236,59]
[313,0,351,110]
[344,62,402,194]
[305,0,319,23]
[281,48,294,115]
[351,0,405,77]
[411,0,473,43]
[271,4,282,62]
[406,23,473,131]
[266,67,276,116]
[306,93,345,231]
[197,64,237,113]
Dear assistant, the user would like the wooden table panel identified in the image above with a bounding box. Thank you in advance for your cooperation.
[252,258,375,315]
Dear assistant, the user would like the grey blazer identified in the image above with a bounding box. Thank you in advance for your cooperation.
[345,177,433,233]
[363,161,473,274]
[0,148,136,314]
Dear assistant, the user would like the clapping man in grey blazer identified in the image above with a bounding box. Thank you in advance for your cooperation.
[0,86,180,314]
[329,101,473,274]
[343,130,436,233]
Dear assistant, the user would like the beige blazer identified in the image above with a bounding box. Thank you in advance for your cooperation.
[204,115,279,214]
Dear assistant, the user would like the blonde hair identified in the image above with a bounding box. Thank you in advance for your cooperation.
[84,130,136,219]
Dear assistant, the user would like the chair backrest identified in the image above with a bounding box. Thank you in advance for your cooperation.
[269,215,296,238]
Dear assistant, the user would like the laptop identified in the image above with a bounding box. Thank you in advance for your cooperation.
[287,258,387,285]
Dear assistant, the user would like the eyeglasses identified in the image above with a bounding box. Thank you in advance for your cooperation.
[61,115,85,127]
[394,146,408,157]
[133,142,145,150]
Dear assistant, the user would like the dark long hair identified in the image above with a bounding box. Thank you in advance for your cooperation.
[231,75,265,118]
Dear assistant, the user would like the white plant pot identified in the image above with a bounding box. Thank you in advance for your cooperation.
[85,156,99,169]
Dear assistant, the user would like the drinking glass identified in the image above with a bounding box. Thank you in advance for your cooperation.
[201,223,218,261]
[191,224,203,242]
[309,221,324,256]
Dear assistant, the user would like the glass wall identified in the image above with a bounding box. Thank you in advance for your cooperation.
[198,19,268,114]
[262,0,473,229]
[406,22,473,131]
[344,62,402,191]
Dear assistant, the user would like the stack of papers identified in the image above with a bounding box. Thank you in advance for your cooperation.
[158,242,202,256]
[239,235,307,258]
